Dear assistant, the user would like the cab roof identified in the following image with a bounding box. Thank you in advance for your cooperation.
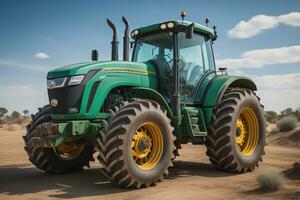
[132,20,215,38]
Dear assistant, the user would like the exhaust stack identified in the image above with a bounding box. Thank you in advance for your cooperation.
[122,16,129,61]
[107,19,119,61]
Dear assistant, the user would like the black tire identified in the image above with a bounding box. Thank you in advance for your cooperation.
[205,88,266,172]
[23,105,95,173]
[96,100,176,188]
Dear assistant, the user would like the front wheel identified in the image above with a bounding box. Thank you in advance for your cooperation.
[96,100,176,188]
[205,88,266,172]
[23,105,95,173]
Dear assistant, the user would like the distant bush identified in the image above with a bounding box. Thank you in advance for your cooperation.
[277,116,298,132]
[256,171,283,190]
[265,111,278,123]
[1,116,30,125]
[0,107,8,118]
[11,111,21,119]
[265,107,300,123]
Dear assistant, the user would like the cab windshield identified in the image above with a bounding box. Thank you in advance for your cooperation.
[132,32,174,64]
[133,32,174,101]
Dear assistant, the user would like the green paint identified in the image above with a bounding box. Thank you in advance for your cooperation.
[51,120,103,147]
[131,87,172,118]
[181,106,206,144]
[49,61,158,120]
[47,61,156,79]
[202,75,256,124]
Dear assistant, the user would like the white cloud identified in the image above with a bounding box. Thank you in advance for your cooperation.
[257,89,300,112]
[216,58,263,69]
[0,59,51,72]
[228,15,278,39]
[216,45,300,70]
[34,52,50,60]
[230,72,300,112]
[249,73,300,90]
[228,12,300,39]
[278,12,300,26]
[242,45,300,65]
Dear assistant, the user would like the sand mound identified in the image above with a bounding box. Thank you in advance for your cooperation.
[6,124,21,131]
[287,129,300,141]
[283,162,300,180]
[267,127,300,147]
[266,123,279,135]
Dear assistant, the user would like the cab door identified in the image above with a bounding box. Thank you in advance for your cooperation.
[177,32,215,104]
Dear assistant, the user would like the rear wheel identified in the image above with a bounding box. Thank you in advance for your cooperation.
[205,88,266,172]
[96,100,175,188]
[23,105,95,173]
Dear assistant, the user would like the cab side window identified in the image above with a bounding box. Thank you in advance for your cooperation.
[178,32,212,103]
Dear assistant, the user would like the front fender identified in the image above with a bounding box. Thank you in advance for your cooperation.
[131,87,173,118]
[83,74,142,116]
[202,75,257,124]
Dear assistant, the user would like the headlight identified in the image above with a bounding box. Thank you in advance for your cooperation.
[68,75,84,86]
[167,22,175,28]
[160,24,167,29]
[47,77,66,89]
[160,22,175,30]
[131,29,140,38]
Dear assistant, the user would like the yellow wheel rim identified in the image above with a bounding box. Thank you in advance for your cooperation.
[55,142,85,160]
[131,122,163,170]
[235,107,259,156]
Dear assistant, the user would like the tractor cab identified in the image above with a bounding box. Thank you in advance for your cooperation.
[131,21,216,103]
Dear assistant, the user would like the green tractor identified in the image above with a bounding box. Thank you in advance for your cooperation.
[24,14,266,189]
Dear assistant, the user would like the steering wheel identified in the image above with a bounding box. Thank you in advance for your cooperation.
[163,54,172,63]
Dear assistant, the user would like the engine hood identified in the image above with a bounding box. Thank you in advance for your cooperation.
[47,61,156,79]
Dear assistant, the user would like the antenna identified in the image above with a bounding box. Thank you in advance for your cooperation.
[212,25,218,41]
[180,11,186,23]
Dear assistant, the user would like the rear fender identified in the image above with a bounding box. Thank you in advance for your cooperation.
[202,75,257,124]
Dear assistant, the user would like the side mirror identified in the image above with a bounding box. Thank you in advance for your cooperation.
[218,67,227,75]
[212,25,218,41]
[186,23,194,39]
[91,50,98,61]
[218,67,227,71]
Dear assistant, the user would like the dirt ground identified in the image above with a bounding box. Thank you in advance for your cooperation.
[0,128,299,200]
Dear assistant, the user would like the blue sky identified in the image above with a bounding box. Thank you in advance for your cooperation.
[0,0,299,114]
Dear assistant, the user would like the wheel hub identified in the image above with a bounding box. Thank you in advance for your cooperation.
[236,119,246,145]
[236,127,241,137]
[131,122,163,170]
[235,107,259,156]
[138,139,150,152]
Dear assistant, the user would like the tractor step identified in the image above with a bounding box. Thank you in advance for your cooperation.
[191,124,207,136]
[186,108,207,137]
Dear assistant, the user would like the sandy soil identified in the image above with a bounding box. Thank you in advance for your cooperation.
[0,128,299,200]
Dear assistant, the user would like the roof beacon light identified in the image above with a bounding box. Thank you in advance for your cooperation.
[180,11,186,23]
